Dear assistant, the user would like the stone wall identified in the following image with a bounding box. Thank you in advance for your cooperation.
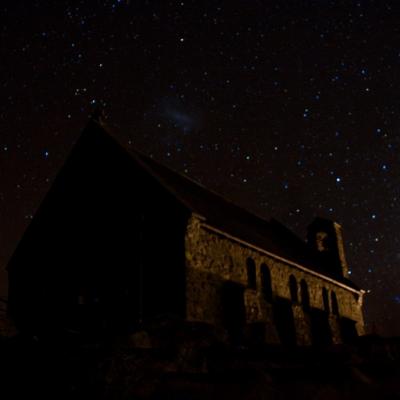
[185,214,365,346]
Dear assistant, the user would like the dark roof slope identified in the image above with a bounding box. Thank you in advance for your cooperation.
[113,123,358,288]
[132,149,305,256]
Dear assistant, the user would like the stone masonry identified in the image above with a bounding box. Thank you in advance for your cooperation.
[185,214,365,346]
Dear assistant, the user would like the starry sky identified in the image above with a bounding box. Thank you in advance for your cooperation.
[1,1,400,335]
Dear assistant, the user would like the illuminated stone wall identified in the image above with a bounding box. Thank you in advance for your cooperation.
[185,214,365,346]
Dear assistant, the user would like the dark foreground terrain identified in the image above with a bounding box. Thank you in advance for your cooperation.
[1,318,400,399]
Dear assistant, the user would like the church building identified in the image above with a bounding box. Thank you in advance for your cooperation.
[7,117,365,346]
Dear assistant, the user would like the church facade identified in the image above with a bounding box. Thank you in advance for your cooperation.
[7,118,364,346]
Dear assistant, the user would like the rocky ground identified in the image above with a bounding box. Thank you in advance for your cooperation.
[1,318,400,399]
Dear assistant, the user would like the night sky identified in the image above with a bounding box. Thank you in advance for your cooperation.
[1,1,399,335]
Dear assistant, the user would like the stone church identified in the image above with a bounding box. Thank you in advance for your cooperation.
[7,117,365,346]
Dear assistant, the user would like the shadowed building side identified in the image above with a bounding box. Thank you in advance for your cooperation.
[7,120,189,336]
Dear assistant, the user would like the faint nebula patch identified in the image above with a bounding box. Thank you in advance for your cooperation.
[156,96,203,135]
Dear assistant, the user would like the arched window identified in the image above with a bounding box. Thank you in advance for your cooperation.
[261,263,272,302]
[289,275,298,303]
[322,287,330,313]
[246,258,257,289]
[331,291,339,315]
[300,279,310,310]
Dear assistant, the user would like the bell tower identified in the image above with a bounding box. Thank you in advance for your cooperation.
[307,217,349,278]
